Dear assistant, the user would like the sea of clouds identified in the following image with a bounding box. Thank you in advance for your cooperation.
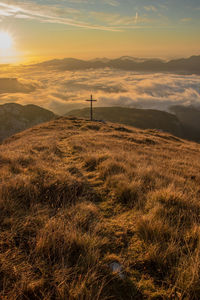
[0,65,200,115]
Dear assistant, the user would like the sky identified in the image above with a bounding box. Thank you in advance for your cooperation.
[0,0,199,62]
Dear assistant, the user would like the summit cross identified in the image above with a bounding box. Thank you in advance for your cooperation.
[86,94,97,121]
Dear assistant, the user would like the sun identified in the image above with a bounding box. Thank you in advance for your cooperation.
[0,32,12,50]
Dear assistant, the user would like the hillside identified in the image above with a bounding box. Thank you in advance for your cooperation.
[170,105,200,141]
[0,117,200,299]
[66,107,183,138]
[0,103,56,142]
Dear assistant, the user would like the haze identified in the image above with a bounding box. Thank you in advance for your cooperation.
[0,0,199,63]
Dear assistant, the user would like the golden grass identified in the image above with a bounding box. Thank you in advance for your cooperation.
[0,117,200,299]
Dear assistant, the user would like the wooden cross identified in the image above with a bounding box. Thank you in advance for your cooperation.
[86,94,97,121]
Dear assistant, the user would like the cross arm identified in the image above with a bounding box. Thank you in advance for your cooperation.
[86,100,97,102]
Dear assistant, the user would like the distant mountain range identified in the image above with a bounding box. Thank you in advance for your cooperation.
[35,55,200,74]
[0,103,56,142]
[66,106,200,142]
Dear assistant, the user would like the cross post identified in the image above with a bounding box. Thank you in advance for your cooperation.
[86,94,97,121]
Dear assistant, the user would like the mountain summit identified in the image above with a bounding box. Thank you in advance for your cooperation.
[66,106,200,142]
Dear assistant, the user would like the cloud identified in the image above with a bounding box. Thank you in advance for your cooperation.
[63,79,127,93]
[103,0,120,7]
[0,1,121,31]
[0,0,166,31]
[89,11,154,27]
[0,65,200,115]
[181,18,192,23]
[144,6,158,12]
[0,78,38,93]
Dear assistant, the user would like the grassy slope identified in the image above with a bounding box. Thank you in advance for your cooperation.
[0,117,200,299]
[66,107,183,138]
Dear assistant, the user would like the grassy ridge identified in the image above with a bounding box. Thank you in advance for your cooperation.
[66,106,200,142]
[0,117,200,299]
[66,107,183,138]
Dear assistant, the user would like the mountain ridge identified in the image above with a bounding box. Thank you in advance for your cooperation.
[34,55,200,74]
[1,104,199,143]
[66,106,200,142]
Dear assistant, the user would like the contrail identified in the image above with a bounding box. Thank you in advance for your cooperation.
[135,12,138,24]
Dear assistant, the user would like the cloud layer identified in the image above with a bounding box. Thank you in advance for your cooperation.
[0,65,200,115]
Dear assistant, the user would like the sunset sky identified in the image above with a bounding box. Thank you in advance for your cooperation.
[0,0,199,63]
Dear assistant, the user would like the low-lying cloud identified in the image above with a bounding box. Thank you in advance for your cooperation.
[0,77,38,94]
[0,65,200,115]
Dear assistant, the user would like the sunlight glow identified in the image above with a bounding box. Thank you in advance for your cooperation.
[0,31,12,50]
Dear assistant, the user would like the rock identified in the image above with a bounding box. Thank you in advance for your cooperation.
[109,262,125,279]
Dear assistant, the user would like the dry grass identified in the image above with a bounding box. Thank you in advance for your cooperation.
[0,117,200,299]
